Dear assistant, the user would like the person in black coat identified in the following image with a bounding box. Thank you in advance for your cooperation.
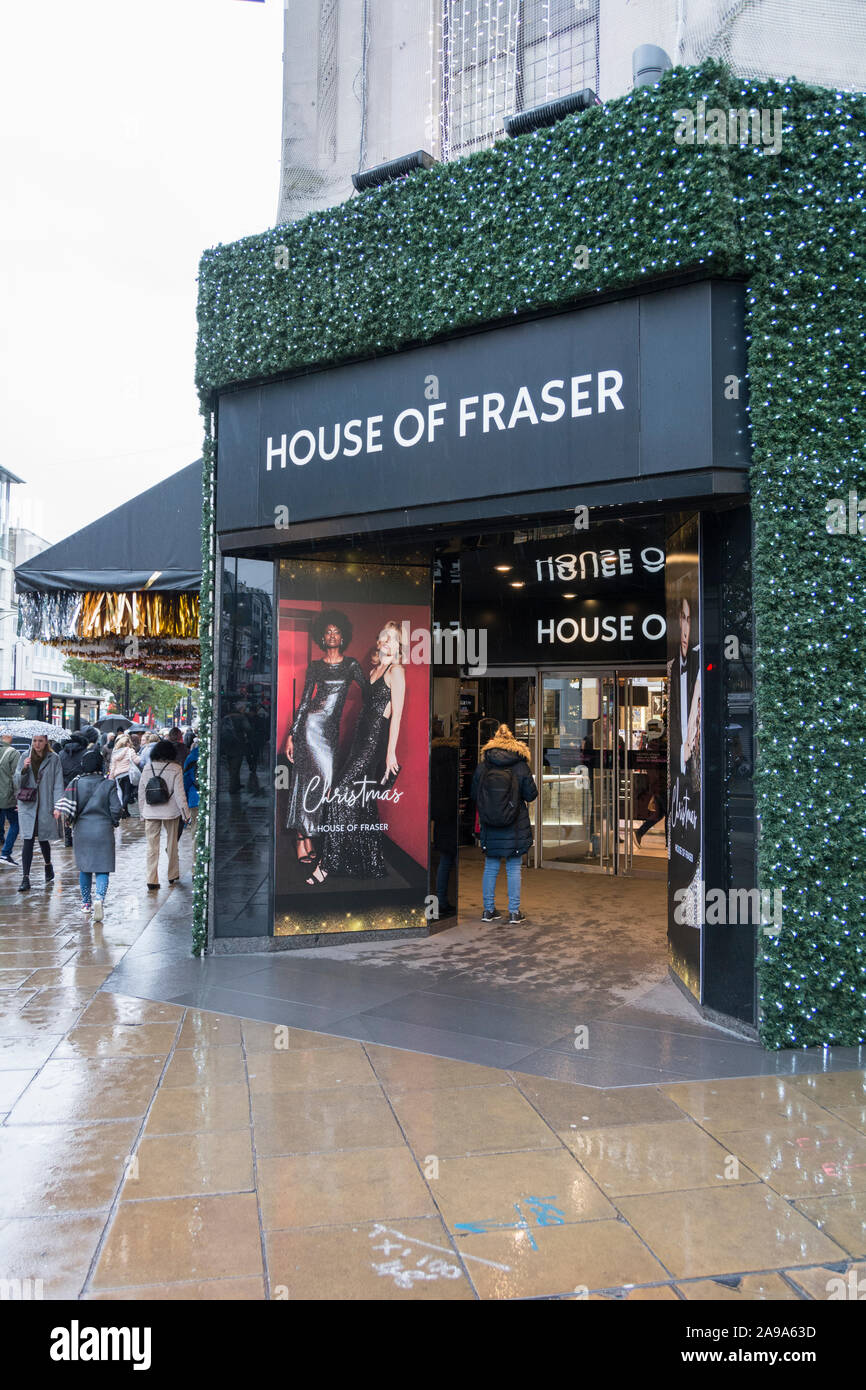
[470,723,538,925]
[60,731,90,783]
[60,730,93,847]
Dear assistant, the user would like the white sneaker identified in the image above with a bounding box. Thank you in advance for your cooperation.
[93,900,104,922]
[80,901,92,915]
[0,854,16,867]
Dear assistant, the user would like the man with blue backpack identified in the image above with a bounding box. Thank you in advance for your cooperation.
[470,723,538,925]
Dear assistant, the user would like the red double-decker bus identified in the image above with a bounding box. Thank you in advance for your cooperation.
[0,689,52,721]
[0,690,103,728]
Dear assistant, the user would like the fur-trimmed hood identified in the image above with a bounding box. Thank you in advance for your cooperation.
[481,732,532,765]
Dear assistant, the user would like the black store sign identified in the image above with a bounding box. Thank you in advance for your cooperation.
[215,282,747,533]
[461,525,666,665]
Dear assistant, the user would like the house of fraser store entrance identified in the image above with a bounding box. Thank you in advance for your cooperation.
[211,280,756,1030]
[455,671,667,880]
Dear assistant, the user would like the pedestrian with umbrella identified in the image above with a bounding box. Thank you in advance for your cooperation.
[95,716,133,735]
[14,733,65,891]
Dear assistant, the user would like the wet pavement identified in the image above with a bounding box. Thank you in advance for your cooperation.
[103,844,863,1088]
[0,822,864,1300]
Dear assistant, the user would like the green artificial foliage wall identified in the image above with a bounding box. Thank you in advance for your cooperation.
[194,61,866,1048]
[192,417,215,957]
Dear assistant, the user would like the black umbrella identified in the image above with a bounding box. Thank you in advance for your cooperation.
[95,715,133,732]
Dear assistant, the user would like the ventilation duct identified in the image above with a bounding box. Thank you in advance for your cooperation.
[504,89,600,138]
[352,150,437,193]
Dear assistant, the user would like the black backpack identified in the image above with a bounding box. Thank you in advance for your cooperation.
[476,763,520,827]
[145,762,171,806]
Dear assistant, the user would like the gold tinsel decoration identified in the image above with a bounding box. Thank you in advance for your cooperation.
[77,591,199,639]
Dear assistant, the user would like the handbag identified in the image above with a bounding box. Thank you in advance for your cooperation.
[17,787,37,803]
[379,763,401,791]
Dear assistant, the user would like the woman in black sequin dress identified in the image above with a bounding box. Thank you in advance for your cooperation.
[317,621,407,882]
[285,611,365,882]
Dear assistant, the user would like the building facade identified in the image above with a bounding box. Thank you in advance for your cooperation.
[278,0,866,222]
[197,59,865,1051]
[0,467,107,715]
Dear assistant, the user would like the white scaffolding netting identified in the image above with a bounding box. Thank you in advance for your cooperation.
[276,1,866,227]
[277,0,438,225]
[676,0,866,93]
[277,0,601,224]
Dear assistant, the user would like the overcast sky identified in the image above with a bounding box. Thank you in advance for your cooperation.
[1,0,284,543]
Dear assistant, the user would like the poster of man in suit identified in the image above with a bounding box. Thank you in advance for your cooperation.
[667,516,702,997]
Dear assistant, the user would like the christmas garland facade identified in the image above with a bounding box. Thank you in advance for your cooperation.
[195,62,866,1047]
[192,419,215,955]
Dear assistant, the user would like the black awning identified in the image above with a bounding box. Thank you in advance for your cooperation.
[15,460,203,593]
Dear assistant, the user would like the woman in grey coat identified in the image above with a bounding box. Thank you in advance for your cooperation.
[62,748,123,920]
[14,733,65,893]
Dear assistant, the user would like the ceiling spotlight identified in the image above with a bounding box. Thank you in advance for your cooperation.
[494,564,512,572]
[352,150,437,192]
[510,581,525,588]
[504,89,600,138]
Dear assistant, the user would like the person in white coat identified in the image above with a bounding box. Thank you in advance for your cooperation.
[108,732,135,817]
[138,740,190,890]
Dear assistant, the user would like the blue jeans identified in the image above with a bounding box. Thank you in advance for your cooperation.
[0,806,19,857]
[482,854,522,912]
[79,872,109,904]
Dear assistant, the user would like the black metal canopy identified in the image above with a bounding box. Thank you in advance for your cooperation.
[14,460,203,594]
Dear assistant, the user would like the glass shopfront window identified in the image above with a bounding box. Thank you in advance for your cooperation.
[701,506,756,1022]
[213,556,275,939]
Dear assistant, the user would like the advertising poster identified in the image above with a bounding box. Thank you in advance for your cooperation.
[275,559,430,936]
[666,515,703,998]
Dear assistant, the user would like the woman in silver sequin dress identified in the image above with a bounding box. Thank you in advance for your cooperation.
[285,611,366,883]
